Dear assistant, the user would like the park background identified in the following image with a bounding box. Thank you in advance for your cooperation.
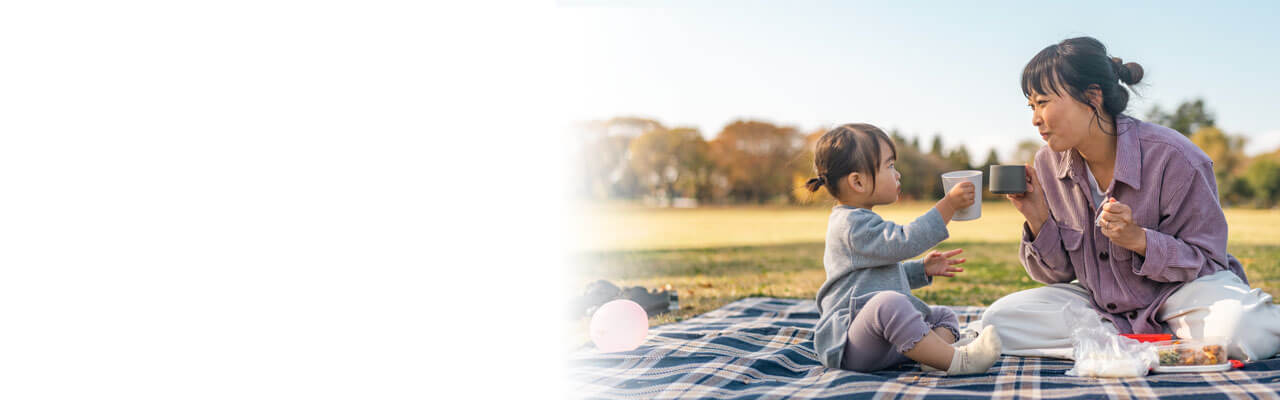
[562,2,1280,342]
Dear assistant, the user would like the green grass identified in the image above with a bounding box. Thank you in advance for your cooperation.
[576,201,1280,252]
[570,202,1280,345]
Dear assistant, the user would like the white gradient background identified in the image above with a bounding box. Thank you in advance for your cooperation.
[2,1,569,399]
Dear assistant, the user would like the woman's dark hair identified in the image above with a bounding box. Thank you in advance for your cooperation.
[1021,36,1144,135]
[805,123,896,198]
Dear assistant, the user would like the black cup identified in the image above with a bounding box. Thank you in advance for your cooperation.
[989,165,1027,194]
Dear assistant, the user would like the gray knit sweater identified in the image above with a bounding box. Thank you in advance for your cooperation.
[813,205,949,368]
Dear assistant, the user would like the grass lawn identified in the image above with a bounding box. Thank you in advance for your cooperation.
[577,201,1280,252]
[571,202,1280,333]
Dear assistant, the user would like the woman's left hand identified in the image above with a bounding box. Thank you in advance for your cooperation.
[1098,198,1147,256]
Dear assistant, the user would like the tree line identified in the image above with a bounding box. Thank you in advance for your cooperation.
[575,99,1280,208]
[1156,100,1280,208]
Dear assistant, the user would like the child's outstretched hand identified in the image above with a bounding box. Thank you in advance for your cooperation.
[923,249,966,277]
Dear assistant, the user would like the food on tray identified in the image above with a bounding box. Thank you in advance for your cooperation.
[1155,340,1226,366]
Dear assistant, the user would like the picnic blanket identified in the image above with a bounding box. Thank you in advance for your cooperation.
[569,297,1280,399]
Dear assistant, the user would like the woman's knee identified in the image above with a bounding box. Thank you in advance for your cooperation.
[983,285,1083,323]
[981,290,1029,324]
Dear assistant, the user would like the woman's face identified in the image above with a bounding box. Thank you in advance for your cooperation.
[1028,87,1098,152]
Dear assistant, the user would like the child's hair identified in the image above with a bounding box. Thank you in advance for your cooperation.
[1021,36,1144,135]
[805,123,896,198]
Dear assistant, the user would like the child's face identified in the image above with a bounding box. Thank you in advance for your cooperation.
[869,141,901,205]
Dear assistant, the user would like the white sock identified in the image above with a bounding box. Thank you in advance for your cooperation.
[944,325,1002,375]
[919,331,977,372]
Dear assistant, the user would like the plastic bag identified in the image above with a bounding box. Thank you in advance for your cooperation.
[1062,300,1158,378]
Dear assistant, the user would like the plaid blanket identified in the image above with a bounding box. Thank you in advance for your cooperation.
[569,297,1280,399]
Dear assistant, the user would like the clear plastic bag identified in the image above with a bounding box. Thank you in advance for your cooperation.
[1062,300,1158,378]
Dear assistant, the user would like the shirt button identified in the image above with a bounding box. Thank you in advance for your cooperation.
[1100,251,1110,261]
[1106,303,1117,310]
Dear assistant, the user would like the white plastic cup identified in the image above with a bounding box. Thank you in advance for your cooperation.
[941,170,982,221]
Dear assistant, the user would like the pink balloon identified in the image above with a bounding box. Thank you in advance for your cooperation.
[590,299,649,352]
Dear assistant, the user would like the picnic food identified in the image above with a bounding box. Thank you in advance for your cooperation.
[1153,337,1228,366]
[1157,344,1224,366]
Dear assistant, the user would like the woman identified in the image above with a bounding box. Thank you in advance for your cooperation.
[980,36,1280,361]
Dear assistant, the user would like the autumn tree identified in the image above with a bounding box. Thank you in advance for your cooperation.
[981,149,1001,169]
[930,135,944,157]
[795,127,834,203]
[1013,140,1042,165]
[1190,126,1249,203]
[709,120,805,204]
[1244,156,1280,208]
[1147,98,1216,136]
[628,127,713,203]
[946,145,973,171]
[890,130,947,201]
[578,117,664,199]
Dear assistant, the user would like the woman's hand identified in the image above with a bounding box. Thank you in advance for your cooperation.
[923,249,966,277]
[1006,162,1051,237]
[1098,198,1147,256]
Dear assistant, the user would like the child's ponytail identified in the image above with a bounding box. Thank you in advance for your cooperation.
[805,175,828,193]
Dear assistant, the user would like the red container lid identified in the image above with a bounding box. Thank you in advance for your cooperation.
[1121,333,1174,343]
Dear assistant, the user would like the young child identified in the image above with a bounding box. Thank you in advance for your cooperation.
[806,123,1002,375]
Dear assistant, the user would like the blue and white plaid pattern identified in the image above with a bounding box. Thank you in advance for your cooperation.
[569,297,1280,399]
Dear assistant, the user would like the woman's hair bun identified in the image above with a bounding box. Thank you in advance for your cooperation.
[1111,57,1143,85]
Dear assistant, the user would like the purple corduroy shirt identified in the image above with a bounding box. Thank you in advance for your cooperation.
[1020,115,1246,334]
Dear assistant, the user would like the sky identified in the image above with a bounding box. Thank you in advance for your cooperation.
[557,1,1280,161]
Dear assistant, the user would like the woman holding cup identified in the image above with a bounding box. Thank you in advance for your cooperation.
[979,36,1280,362]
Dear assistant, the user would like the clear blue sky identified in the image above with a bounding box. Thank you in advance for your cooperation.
[559,1,1280,161]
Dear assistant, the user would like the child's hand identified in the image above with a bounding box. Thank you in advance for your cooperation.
[923,249,966,277]
[945,182,976,211]
[934,182,975,223]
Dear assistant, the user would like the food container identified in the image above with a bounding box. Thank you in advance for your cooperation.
[1152,336,1231,373]
[1121,333,1173,343]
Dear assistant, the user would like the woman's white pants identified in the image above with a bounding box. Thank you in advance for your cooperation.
[980,270,1280,361]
